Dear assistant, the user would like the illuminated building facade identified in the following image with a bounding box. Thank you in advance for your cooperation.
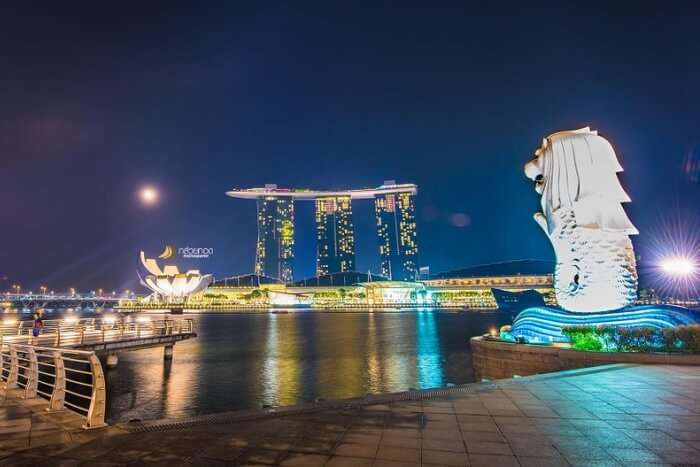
[227,181,418,282]
[375,185,418,281]
[315,196,355,275]
[255,195,295,283]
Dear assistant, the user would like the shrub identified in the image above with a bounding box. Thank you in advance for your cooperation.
[662,325,700,353]
[562,324,700,353]
[596,326,618,351]
[562,326,603,351]
[615,327,658,352]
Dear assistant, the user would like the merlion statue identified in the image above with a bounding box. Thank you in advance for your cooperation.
[510,127,697,342]
[523,127,638,312]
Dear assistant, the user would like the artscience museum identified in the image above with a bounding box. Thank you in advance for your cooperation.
[138,251,213,301]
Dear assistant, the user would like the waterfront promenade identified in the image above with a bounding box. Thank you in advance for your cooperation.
[1,364,699,466]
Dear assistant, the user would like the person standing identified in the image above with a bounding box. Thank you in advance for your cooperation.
[32,311,44,344]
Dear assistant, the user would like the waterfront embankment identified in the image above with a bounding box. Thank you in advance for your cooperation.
[3,364,700,465]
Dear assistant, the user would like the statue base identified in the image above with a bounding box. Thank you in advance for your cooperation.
[510,305,699,343]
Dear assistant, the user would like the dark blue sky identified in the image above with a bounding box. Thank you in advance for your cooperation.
[1,2,699,293]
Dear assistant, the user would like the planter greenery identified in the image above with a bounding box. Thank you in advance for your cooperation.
[562,324,700,353]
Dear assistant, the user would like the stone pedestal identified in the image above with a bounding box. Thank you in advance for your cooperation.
[164,345,174,360]
[470,336,700,381]
[105,353,118,368]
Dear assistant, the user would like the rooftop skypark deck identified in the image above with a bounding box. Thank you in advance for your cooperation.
[225,182,418,200]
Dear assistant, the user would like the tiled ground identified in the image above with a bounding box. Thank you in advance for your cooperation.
[3,364,700,466]
[0,387,110,457]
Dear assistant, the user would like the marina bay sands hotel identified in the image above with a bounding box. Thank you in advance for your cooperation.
[226,181,418,283]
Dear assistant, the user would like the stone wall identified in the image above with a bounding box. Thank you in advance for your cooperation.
[470,336,700,381]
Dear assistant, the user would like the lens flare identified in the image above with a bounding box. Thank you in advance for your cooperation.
[660,257,696,276]
[640,214,700,302]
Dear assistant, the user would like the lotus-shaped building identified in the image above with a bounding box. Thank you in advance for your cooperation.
[139,251,213,301]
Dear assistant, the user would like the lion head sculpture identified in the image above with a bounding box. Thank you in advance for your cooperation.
[524,127,639,312]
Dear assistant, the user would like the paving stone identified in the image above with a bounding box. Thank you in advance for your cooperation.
[652,449,700,465]
[380,435,419,448]
[199,444,245,461]
[566,460,622,467]
[422,428,463,440]
[235,448,288,465]
[422,448,469,466]
[517,456,571,467]
[279,452,329,466]
[333,442,376,458]
[325,455,374,467]
[465,440,513,455]
[373,460,421,467]
[340,432,381,446]
[468,453,520,467]
[421,437,465,452]
[375,445,420,463]
[461,430,507,443]
[605,447,665,464]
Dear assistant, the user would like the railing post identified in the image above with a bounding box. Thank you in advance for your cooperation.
[24,347,38,399]
[80,329,85,345]
[54,329,61,347]
[48,350,65,411]
[6,346,18,388]
[84,353,106,429]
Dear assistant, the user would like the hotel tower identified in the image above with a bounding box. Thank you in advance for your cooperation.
[227,181,418,282]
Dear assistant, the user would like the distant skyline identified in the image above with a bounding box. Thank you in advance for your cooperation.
[1,2,699,292]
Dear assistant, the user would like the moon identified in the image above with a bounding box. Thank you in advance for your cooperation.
[139,186,158,205]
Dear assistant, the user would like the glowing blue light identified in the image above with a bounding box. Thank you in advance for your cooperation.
[416,311,443,389]
[511,305,699,343]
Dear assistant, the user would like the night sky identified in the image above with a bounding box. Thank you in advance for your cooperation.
[2,2,699,293]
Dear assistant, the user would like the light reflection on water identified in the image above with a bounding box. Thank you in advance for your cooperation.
[104,309,513,422]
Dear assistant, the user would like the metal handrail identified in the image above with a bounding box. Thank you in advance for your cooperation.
[0,318,194,347]
[0,343,106,429]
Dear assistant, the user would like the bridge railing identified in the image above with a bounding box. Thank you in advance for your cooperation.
[0,318,195,347]
[0,343,106,429]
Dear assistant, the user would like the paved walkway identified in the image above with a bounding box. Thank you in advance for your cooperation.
[2,364,700,466]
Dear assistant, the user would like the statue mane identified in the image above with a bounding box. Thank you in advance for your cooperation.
[534,127,638,235]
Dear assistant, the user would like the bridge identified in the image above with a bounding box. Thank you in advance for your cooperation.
[0,316,196,367]
[1,292,123,310]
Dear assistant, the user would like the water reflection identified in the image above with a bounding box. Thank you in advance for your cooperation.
[416,310,443,389]
[102,310,512,421]
[366,313,382,392]
[260,314,301,406]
